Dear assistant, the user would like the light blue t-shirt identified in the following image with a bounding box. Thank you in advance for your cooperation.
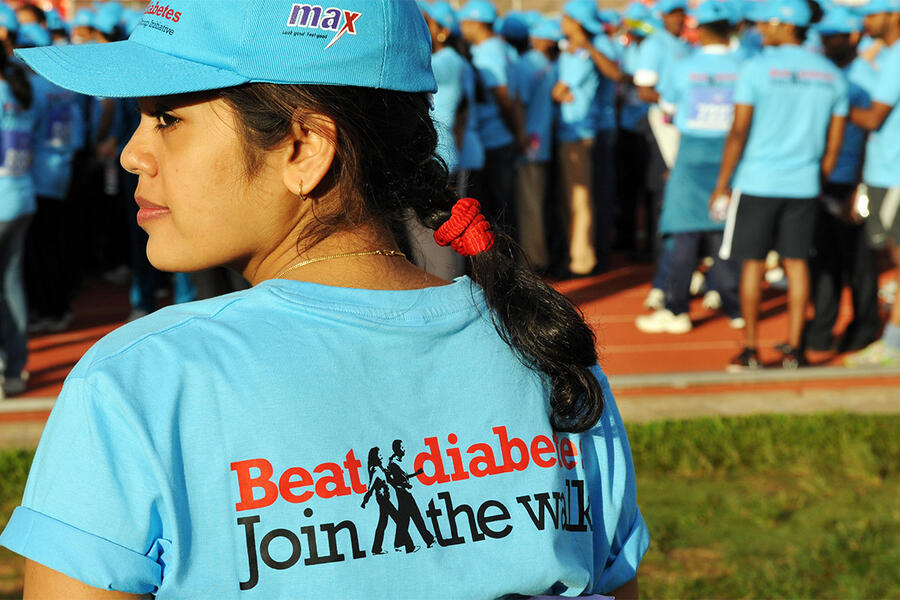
[590,35,619,132]
[459,59,486,171]
[471,36,516,150]
[830,58,874,186]
[633,29,692,89]
[733,44,848,198]
[862,41,900,188]
[514,49,557,163]
[431,47,467,173]
[30,74,85,200]
[659,45,743,137]
[0,278,649,599]
[620,40,651,131]
[558,48,598,142]
[0,81,36,221]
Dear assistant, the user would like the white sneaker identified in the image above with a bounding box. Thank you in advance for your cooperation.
[702,290,722,310]
[636,309,692,334]
[643,288,665,310]
[690,271,706,296]
[2,371,29,396]
[765,267,787,290]
[729,317,746,329]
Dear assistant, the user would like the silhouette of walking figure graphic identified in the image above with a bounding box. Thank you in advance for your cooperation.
[386,439,436,551]
[361,447,412,554]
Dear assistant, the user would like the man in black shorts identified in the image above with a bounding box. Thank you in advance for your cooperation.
[712,0,847,369]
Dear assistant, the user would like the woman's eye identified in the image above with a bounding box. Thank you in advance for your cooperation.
[153,112,181,131]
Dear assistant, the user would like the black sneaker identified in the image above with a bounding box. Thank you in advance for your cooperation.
[781,347,809,369]
[727,347,761,371]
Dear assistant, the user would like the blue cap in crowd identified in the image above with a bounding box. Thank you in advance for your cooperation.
[694,0,737,24]
[0,4,19,33]
[498,11,530,39]
[458,0,498,23]
[818,6,863,33]
[856,0,900,14]
[656,0,689,14]
[17,22,51,47]
[563,0,604,34]
[92,8,120,36]
[422,0,461,34]
[15,0,437,98]
[759,0,812,24]
[521,10,542,28]
[71,9,95,29]
[624,2,658,34]
[530,17,563,41]
[45,9,67,32]
[600,9,623,27]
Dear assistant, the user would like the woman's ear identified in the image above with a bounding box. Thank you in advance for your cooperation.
[281,113,337,199]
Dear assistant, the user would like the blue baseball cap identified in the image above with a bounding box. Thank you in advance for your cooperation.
[761,0,813,24]
[15,0,436,98]
[530,17,563,41]
[624,2,658,34]
[521,10,542,28]
[498,11,530,39]
[694,0,738,24]
[71,9,95,29]
[599,9,623,26]
[45,9,67,32]
[421,0,460,33]
[818,6,863,32]
[0,5,19,33]
[856,0,900,14]
[17,23,51,48]
[458,0,498,23]
[92,8,120,36]
[656,0,689,14]
[564,0,604,34]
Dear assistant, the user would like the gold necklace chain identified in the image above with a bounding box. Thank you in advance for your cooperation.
[274,249,406,280]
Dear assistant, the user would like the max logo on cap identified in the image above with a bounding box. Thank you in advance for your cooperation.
[286,4,361,49]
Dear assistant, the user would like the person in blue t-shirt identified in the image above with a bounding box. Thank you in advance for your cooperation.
[636,0,744,335]
[804,7,881,355]
[713,0,848,370]
[554,0,623,276]
[633,0,692,103]
[459,0,527,234]
[512,18,560,272]
[0,8,36,396]
[2,1,649,596]
[845,0,900,367]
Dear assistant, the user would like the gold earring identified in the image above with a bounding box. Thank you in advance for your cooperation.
[438,31,448,43]
[298,180,309,201]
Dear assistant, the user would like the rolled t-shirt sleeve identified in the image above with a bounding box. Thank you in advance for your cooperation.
[583,366,650,594]
[0,376,166,595]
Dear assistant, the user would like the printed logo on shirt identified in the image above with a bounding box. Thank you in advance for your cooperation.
[230,427,592,591]
[769,68,837,86]
[284,4,362,49]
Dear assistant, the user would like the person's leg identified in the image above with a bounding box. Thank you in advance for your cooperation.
[664,233,700,316]
[775,197,818,356]
[515,162,549,271]
[482,144,517,237]
[782,258,811,350]
[592,129,616,272]
[841,219,881,350]
[804,206,841,350]
[567,138,597,275]
[740,259,766,348]
[0,215,33,382]
[706,231,742,319]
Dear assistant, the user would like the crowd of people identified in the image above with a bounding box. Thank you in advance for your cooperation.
[415,0,899,371]
[0,0,897,399]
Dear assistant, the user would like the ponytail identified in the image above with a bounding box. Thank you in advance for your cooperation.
[219,83,605,433]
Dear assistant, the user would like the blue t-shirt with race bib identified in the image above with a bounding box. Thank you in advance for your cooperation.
[471,36,515,150]
[0,278,649,599]
[862,41,900,188]
[659,45,742,137]
[431,47,467,173]
[513,49,557,163]
[0,81,35,221]
[830,58,874,186]
[732,44,848,198]
[30,74,85,200]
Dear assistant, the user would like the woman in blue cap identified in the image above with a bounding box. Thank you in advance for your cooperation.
[1,1,647,597]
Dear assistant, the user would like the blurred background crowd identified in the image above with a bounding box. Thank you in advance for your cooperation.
[0,0,897,396]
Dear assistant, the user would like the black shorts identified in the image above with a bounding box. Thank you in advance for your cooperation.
[862,186,900,249]
[721,194,818,261]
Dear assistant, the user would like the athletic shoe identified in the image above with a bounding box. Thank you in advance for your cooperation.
[643,288,665,310]
[727,347,761,371]
[765,267,788,290]
[844,340,900,367]
[2,372,29,396]
[878,280,897,305]
[781,347,809,369]
[702,290,722,310]
[690,270,706,296]
[728,317,746,329]
[635,309,692,334]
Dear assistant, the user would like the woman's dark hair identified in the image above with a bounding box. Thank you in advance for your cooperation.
[0,49,33,110]
[215,84,604,433]
[700,19,734,40]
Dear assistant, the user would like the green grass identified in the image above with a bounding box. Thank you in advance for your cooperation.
[0,416,897,599]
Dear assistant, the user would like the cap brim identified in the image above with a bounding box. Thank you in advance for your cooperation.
[15,40,249,98]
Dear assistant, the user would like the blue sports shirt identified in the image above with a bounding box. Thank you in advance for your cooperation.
[632,28,691,89]
[29,74,85,200]
[471,36,516,150]
[862,41,900,188]
[459,59,486,171]
[619,40,651,131]
[732,44,848,198]
[0,81,35,221]
[513,49,557,163]
[431,47,467,173]
[0,278,650,598]
[829,58,874,186]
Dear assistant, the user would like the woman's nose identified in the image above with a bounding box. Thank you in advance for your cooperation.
[120,122,158,177]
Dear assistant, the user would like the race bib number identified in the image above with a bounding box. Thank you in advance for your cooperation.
[0,130,33,176]
[686,87,734,132]
[47,103,73,149]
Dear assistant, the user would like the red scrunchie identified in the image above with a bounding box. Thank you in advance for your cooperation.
[433,197,495,257]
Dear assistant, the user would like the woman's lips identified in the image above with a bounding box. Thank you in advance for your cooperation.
[135,196,171,226]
